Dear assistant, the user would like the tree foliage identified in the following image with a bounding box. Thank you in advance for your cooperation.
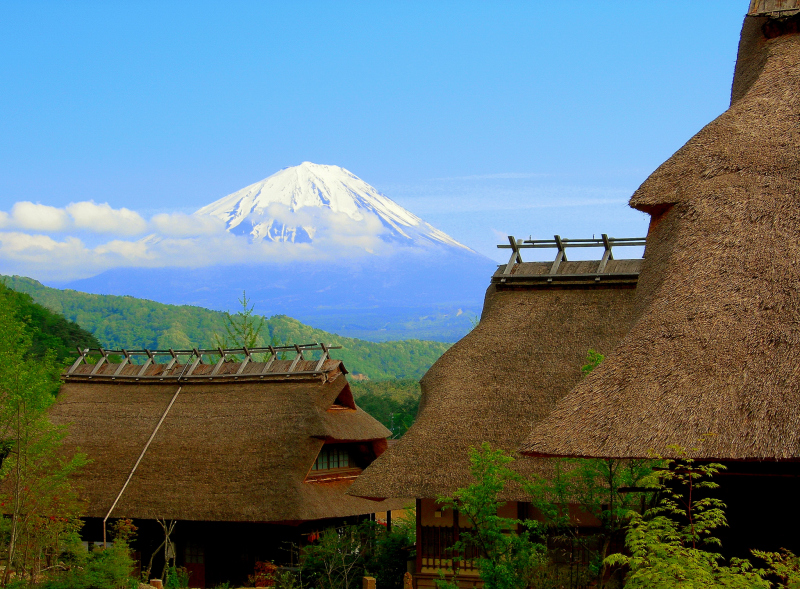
[350,379,420,438]
[605,446,771,588]
[0,289,91,586]
[0,282,99,364]
[436,443,548,589]
[300,519,415,589]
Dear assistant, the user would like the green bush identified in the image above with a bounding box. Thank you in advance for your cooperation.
[41,521,138,589]
[300,520,414,589]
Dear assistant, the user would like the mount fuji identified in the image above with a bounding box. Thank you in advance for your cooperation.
[196,162,470,251]
[63,163,497,341]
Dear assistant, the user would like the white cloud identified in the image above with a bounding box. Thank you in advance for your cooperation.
[150,212,227,237]
[66,201,147,236]
[0,202,399,281]
[10,202,70,232]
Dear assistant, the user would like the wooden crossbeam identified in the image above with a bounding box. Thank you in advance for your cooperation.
[113,350,131,377]
[164,349,179,373]
[503,236,523,275]
[260,346,278,375]
[210,348,226,375]
[314,343,329,372]
[136,350,155,377]
[185,353,202,377]
[596,233,614,276]
[90,349,109,375]
[549,235,567,276]
[68,348,89,375]
[287,344,304,373]
[236,346,252,375]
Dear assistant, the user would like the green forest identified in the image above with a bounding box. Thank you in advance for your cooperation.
[2,275,449,381]
[0,282,100,363]
[350,378,421,439]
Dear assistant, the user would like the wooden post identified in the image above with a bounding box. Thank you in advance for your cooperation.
[363,576,376,589]
[415,499,422,575]
[452,507,460,572]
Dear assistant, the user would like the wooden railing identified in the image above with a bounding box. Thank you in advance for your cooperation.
[420,527,601,589]
[419,526,477,572]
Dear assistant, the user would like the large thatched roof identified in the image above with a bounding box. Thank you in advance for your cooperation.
[521,10,800,461]
[348,259,641,500]
[52,356,403,522]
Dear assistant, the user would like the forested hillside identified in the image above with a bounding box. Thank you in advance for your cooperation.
[3,275,450,380]
[350,378,421,439]
[0,282,100,362]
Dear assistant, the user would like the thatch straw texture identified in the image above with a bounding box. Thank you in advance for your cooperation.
[521,13,800,461]
[51,360,402,521]
[348,264,640,500]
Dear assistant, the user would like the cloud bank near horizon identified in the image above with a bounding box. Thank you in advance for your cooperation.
[0,200,403,282]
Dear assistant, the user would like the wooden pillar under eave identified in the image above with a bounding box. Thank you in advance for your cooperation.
[453,507,460,574]
[415,499,422,576]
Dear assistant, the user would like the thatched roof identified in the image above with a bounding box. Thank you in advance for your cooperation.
[52,357,404,522]
[521,10,800,461]
[347,259,641,500]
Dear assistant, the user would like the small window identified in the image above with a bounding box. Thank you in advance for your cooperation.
[311,445,353,471]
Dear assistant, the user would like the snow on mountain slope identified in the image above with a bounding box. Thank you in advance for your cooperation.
[196,162,471,250]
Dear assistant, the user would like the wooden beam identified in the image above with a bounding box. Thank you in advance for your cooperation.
[503,236,523,275]
[90,349,110,375]
[260,346,278,375]
[67,348,89,375]
[164,349,179,372]
[314,343,329,372]
[287,345,304,373]
[113,350,131,377]
[136,350,154,377]
[184,353,202,377]
[210,348,226,375]
[236,346,252,374]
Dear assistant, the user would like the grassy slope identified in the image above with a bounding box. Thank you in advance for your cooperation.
[2,275,449,380]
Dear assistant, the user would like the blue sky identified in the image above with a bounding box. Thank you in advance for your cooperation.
[0,1,747,277]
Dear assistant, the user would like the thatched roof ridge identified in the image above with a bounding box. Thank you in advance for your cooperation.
[348,260,641,500]
[521,13,800,461]
[64,357,346,384]
[51,364,402,521]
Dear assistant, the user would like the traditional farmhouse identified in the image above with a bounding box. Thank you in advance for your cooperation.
[348,236,645,588]
[521,0,800,557]
[52,344,405,587]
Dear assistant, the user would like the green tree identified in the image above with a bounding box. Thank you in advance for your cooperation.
[436,443,548,589]
[213,291,266,350]
[545,457,655,587]
[605,445,769,588]
[42,519,139,589]
[300,520,415,589]
[0,290,87,586]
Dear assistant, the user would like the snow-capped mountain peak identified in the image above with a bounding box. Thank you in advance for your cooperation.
[195,162,470,250]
